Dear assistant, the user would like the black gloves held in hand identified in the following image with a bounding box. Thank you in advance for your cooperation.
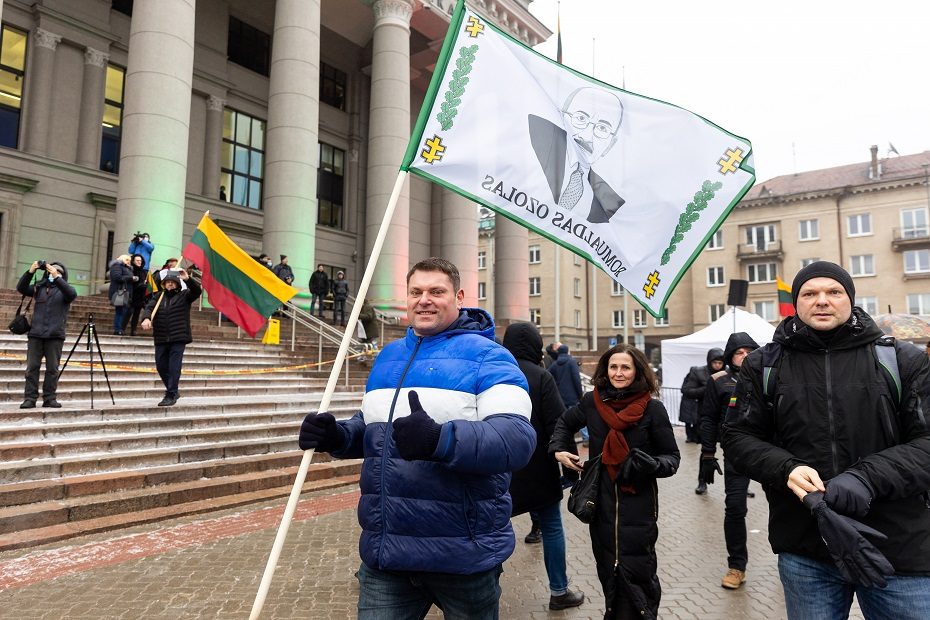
[298,412,345,452]
[699,453,723,485]
[825,470,873,518]
[620,448,659,481]
[392,391,443,461]
[803,491,893,589]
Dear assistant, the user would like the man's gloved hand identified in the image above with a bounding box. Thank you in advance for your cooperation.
[803,491,893,589]
[825,471,873,518]
[392,391,442,461]
[620,448,659,481]
[699,453,723,485]
[298,412,345,452]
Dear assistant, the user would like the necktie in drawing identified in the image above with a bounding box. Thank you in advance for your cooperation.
[559,164,584,210]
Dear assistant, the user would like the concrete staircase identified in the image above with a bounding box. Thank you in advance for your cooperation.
[0,288,397,551]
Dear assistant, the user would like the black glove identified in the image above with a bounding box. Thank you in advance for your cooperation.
[803,491,894,589]
[620,448,659,481]
[392,391,442,461]
[825,471,873,518]
[298,412,345,452]
[699,453,723,484]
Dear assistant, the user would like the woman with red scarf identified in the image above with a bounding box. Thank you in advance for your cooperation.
[551,344,680,620]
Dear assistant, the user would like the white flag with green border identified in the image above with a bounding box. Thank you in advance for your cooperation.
[401,1,755,318]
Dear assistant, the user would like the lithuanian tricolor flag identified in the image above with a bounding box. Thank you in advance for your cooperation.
[777,276,795,317]
[183,213,298,337]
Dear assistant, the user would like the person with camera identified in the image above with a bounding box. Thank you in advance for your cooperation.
[16,260,77,409]
[128,232,154,269]
[140,268,201,407]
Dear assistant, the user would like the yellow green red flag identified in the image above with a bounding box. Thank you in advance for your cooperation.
[777,276,795,317]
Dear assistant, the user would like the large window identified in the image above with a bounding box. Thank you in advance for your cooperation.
[847,213,872,237]
[100,64,124,172]
[857,296,878,315]
[0,26,26,149]
[528,245,540,264]
[228,17,270,76]
[320,62,347,110]
[747,262,776,283]
[754,301,777,321]
[849,254,875,276]
[574,310,581,328]
[530,308,541,325]
[907,293,930,316]
[707,266,724,287]
[478,251,486,270]
[529,277,540,296]
[112,0,133,16]
[221,109,265,210]
[318,143,344,228]
[573,277,581,297]
[901,208,929,238]
[706,229,723,250]
[612,310,624,328]
[477,281,486,300]
[709,304,725,322]
[633,309,647,328]
[611,281,624,296]
[745,224,776,251]
[904,249,930,274]
[654,311,669,327]
[799,219,819,241]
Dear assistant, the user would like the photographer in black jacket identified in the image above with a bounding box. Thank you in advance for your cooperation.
[16,260,77,409]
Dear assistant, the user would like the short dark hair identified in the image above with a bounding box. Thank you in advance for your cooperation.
[406,257,461,291]
[591,343,658,395]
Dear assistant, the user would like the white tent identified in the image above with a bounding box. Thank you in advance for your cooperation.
[661,307,777,394]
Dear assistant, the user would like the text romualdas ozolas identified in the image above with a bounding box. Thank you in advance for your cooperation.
[481,174,626,277]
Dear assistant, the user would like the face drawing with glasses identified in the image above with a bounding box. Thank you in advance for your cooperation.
[561,87,624,168]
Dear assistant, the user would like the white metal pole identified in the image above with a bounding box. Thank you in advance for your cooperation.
[248,170,408,620]
[554,246,561,342]
[590,265,598,351]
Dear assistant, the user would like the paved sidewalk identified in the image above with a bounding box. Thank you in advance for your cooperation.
[0,428,864,619]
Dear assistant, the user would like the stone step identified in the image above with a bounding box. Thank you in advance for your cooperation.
[0,469,361,552]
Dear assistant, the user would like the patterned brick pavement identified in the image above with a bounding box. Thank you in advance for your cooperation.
[0,429,864,619]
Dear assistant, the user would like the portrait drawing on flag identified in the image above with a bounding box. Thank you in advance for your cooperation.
[528,86,625,224]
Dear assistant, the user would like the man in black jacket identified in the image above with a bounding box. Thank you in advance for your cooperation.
[17,260,77,409]
[140,269,201,406]
[699,332,758,590]
[503,322,584,611]
[724,261,930,617]
[682,347,724,494]
[308,264,329,319]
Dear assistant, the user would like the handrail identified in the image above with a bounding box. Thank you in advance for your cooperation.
[284,301,371,355]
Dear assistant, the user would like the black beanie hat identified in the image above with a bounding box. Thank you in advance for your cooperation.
[791,261,855,307]
[280,254,287,261]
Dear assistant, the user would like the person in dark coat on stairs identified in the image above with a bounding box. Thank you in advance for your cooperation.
[503,322,585,611]
[140,268,201,407]
[17,260,76,409]
[127,253,149,336]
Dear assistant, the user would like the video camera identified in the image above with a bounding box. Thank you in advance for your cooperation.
[36,260,47,270]
[131,231,143,244]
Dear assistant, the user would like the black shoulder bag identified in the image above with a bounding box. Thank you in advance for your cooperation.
[8,295,32,334]
[567,454,602,523]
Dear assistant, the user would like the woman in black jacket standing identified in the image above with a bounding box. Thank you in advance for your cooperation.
[551,344,680,620]
[127,254,149,336]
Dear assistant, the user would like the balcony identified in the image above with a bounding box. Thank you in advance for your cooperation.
[736,239,783,261]
[892,227,930,251]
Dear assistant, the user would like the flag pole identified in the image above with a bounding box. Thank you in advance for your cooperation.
[249,170,409,620]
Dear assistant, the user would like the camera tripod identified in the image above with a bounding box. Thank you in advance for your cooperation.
[60,313,115,408]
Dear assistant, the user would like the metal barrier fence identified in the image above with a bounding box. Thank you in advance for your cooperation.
[659,387,683,425]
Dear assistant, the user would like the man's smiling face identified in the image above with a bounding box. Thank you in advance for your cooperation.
[406,269,464,337]
[563,88,623,167]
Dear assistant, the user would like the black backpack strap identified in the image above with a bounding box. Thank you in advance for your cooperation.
[760,342,782,401]
[874,336,901,406]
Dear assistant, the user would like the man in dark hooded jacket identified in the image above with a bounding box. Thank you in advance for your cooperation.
[140,268,201,406]
[699,332,759,590]
[17,260,76,408]
[503,322,584,611]
[724,261,930,617]
[683,348,724,494]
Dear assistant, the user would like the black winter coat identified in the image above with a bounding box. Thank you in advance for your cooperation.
[309,270,329,295]
[140,279,202,345]
[724,309,930,573]
[549,355,583,407]
[331,277,349,301]
[550,391,680,619]
[131,260,149,310]
[17,267,76,340]
[108,260,134,302]
[503,322,568,515]
[700,333,758,454]
[678,347,723,425]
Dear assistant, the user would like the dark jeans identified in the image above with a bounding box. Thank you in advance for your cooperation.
[357,562,503,619]
[333,299,346,325]
[113,305,130,333]
[154,342,186,396]
[530,501,569,595]
[128,304,144,334]
[684,422,700,442]
[723,458,750,571]
[24,337,64,401]
[309,294,325,316]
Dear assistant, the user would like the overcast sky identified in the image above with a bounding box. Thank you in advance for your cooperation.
[526,1,930,183]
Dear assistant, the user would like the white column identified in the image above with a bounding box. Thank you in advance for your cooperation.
[202,95,225,198]
[114,0,195,265]
[23,28,61,156]
[440,189,477,306]
[365,0,412,311]
[262,0,320,288]
[76,47,109,168]
[494,216,529,329]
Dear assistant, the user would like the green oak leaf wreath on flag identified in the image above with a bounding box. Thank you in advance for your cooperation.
[401,0,755,318]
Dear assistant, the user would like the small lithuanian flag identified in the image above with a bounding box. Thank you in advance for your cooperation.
[776,276,795,317]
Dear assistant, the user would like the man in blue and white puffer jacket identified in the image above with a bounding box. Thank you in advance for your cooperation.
[299,257,535,619]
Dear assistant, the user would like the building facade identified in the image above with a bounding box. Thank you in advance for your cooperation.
[479,147,930,361]
[0,0,549,314]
